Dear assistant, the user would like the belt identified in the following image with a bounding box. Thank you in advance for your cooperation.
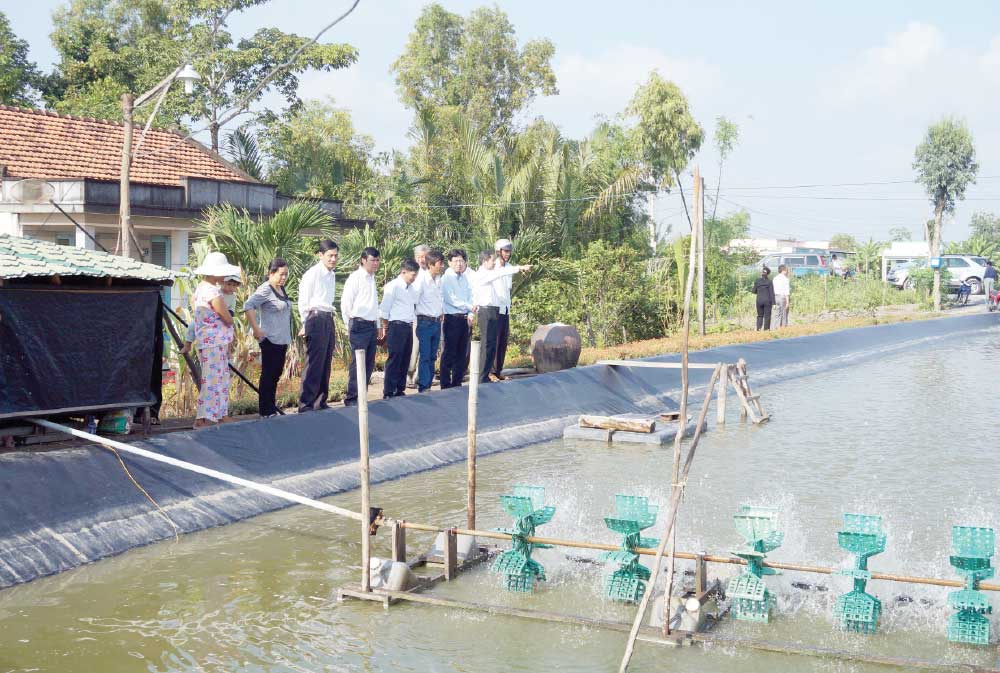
[416,314,438,321]
[389,319,412,325]
[479,305,500,313]
[350,318,375,326]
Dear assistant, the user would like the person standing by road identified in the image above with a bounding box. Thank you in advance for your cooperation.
[491,238,516,381]
[752,266,776,331]
[984,261,997,311]
[440,249,474,388]
[414,249,446,392]
[297,240,338,412]
[244,258,292,417]
[773,264,791,328]
[379,259,420,399]
[341,247,381,406]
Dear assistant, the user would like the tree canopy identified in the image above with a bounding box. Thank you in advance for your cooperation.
[45,0,356,150]
[0,11,42,106]
[391,3,556,136]
[626,72,703,191]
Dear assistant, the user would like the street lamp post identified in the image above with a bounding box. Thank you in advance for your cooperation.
[119,63,200,259]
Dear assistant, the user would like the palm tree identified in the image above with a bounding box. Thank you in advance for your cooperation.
[854,238,886,278]
[224,128,265,181]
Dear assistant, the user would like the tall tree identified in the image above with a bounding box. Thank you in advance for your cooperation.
[913,118,978,311]
[0,11,42,106]
[262,98,376,204]
[625,72,704,247]
[46,0,356,150]
[391,3,557,136]
[710,116,739,221]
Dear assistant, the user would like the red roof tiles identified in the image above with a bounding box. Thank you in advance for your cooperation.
[0,105,257,187]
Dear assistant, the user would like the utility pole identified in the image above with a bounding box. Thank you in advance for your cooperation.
[119,93,134,259]
[648,192,657,252]
[696,166,705,335]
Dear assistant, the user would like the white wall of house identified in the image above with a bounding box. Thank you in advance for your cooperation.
[0,212,21,236]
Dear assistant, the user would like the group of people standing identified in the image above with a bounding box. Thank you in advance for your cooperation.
[184,238,530,426]
[751,265,792,331]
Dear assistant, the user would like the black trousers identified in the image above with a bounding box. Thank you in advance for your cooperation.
[493,311,510,376]
[299,311,335,411]
[440,313,471,388]
[258,338,287,416]
[345,319,377,404]
[756,300,773,331]
[383,321,413,398]
[477,306,500,383]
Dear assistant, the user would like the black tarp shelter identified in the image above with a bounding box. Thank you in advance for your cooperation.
[0,234,172,419]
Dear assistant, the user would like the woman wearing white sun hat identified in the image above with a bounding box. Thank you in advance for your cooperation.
[191,251,241,428]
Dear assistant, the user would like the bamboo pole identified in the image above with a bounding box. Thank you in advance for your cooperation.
[30,418,363,520]
[716,364,728,425]
[467,341,480,529]
[697,174,706,336]
[618,167,701,671]
[357,349,372,592]
[398,519,1000,592]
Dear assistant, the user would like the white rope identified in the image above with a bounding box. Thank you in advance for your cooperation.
[30,419,363,522]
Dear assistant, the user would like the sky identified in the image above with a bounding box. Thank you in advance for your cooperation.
[8,0,1000,243]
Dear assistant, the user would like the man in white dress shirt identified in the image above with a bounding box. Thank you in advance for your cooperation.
[340,247,381,406]
[440,249,474,388]
[297,239,339,412]
[379,258,420,399]
[773,264,791,328]
[491,238,516,381]
[472,249,531,383]
[414,249,445,392]
[407,244,430,387]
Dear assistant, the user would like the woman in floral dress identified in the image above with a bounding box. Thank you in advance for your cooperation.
[191,252,241,428]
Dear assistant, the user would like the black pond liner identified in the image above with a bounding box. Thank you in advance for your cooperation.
[1,313,996,589]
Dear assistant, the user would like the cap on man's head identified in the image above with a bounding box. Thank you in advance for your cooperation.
[224,274,241,284]
[494,238,513,251]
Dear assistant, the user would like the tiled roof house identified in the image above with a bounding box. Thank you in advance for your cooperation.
[0,105,362,306]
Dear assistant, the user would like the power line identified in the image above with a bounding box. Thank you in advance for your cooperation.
[715,176,1000,191]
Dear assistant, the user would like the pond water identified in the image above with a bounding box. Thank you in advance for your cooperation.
[3,327,1000,672]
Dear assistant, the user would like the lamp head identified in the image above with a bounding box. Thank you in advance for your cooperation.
[177,63,201,94]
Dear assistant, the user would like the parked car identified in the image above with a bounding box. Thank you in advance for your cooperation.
[741,253,831,277]
[886,260,925,290]
[886,255,990,294]
[940,255,990,294]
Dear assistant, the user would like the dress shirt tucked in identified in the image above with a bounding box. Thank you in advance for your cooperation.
[470,265,519,308]
[298,262,337,321]
[340,267,380,324]
[380,276,418,323]
[442,268,473,315]
[415,270,444,317]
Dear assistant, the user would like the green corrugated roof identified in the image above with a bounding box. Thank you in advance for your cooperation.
[0,234,174,283]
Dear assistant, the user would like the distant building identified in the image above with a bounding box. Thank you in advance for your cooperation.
[880,241,929,280]
[0,105,366,308]
[727,238,834,253]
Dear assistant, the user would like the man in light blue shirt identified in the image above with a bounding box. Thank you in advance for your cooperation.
[440,249,474,388]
